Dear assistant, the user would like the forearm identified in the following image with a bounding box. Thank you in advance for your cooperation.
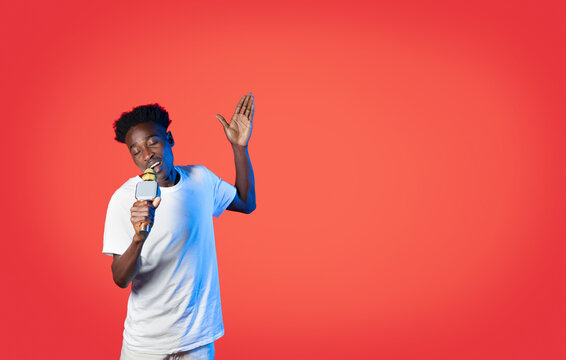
[111,234,145,288]
[232,144,256,212]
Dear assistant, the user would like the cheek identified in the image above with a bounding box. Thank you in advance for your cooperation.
[131,158,144,170]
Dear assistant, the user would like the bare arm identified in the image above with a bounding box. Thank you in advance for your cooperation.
[228,144,256,213]
[111,235,145,288]
[217,93,256,213]
[111,197,160,288]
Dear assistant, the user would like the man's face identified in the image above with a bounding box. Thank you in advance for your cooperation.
[125,122,175,183]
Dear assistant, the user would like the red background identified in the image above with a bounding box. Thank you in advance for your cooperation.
[2,0,565,358]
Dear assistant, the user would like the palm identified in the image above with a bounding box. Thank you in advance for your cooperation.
[216,93,255,147]
[225,113,252,146]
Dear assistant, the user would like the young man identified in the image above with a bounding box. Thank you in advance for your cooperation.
[102,94,256,360]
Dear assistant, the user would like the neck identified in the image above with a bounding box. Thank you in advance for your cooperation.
[158,167,179,187]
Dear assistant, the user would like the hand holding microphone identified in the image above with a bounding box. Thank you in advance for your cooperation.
[130,167,161,241]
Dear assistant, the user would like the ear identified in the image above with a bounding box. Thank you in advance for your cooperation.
[166,131,175,146]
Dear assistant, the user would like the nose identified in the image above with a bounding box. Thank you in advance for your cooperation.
[142,147,155,162]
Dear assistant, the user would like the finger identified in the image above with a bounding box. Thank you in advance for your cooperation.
[152,196,161,208]
[131,212,152,220]
[132,200,151,209]
[132,211,154,220]
[131,207,154,216]
[244,106,251,118]
[215,114,229,129]
[248,92,253,105]
[132,217,152,224]
[248,94,254,114]
[241,95,251,114]
[250,104,255,120]
[133,200,153,208]
[131,209,147,216]
[131,204,151,213]
[131,208,147,216]
[234,95,246,114]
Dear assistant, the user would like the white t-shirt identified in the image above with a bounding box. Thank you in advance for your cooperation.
[102,165,237,354]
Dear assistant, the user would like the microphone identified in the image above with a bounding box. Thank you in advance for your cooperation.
[135,166,159,234]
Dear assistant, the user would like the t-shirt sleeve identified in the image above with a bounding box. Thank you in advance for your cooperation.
[102,191,135,256]
[201,166,237,218]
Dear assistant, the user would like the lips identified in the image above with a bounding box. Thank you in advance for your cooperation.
[147,160,161,170]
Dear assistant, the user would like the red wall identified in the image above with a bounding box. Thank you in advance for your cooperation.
[2,0,565,358]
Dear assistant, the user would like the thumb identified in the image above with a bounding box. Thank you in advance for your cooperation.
[216,114,229,129]
[152,196,161,209]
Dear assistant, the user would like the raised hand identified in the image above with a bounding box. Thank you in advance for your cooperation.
[216,93,254,147]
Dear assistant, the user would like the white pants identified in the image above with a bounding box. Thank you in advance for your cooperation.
[120,342,215,360]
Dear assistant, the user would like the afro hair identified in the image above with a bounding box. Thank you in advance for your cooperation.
[113,103,171,143]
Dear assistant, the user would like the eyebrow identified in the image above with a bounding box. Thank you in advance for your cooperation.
[129,134,158,150]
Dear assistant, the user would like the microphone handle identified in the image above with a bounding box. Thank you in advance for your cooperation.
[140,223,151,234]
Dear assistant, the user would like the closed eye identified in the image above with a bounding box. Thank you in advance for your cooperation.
[148,136,160,146]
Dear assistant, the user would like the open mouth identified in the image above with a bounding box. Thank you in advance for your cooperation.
[148,161,161,171]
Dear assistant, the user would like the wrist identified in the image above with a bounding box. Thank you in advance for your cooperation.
[231,143,248,151]
[132,233,147,244]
